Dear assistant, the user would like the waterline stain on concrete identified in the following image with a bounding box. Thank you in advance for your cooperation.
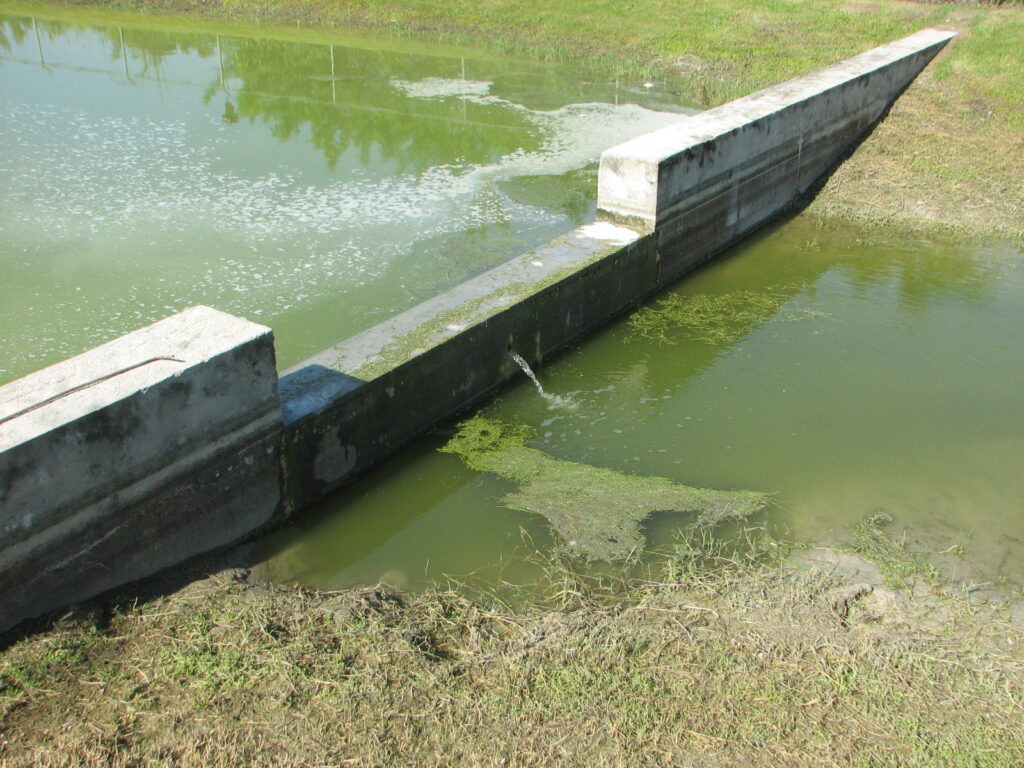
[441,416,768,560]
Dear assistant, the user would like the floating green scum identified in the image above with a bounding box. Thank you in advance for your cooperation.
[442,416,769,560]
[628,288,825,345]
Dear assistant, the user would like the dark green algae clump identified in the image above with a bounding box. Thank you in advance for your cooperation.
[441,416,769,561]
[628,288,825,345]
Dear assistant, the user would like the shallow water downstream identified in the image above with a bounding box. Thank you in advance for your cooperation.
[252,218,1024,591]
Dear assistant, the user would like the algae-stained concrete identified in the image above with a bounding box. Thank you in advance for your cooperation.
[597,28,955,279]
[278,221,652,513]
[279,30,953,517]
[441,417,768,560]
[0,306,283,633]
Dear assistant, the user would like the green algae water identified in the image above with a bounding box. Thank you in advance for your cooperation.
[252,217,1024,591]
[5,10,1023,595]
[0,9,690,383]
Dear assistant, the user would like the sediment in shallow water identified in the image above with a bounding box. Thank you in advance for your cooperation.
[441,416,769,560]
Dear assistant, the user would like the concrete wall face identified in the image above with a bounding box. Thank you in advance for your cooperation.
[597,28,955,282]
[0,307,283,631]
[0,30,952,633]
[279,226,656,512]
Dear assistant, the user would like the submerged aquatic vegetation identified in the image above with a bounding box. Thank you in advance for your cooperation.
[441,416,768,560]
[628,288,825,345]
[850,511,934,589]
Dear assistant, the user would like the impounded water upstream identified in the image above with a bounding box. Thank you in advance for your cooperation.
[0,10,691,383]
[4,11,1023,594]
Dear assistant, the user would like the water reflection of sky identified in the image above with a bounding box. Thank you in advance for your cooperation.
[0,12,694,382]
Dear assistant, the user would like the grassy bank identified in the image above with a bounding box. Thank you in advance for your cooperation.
[2,539,1023,767]
[16,0,1023,241]
[3,3,1024,765]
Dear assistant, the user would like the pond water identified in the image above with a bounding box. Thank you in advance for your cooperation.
[251,218,1024,592]
[0,10,691,383]
[5,11,1023,596]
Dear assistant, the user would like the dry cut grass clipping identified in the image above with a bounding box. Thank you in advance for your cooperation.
[2,540,1024,767]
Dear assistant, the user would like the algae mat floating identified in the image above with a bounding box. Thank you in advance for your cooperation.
[441,417,769,560]
[628,288,825,345]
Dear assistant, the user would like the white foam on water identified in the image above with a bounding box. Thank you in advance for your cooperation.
[387,76,690,180]
[1,93,686,377]
[491,101,687,179]
[2,95,684,241]
[390,77,492,99]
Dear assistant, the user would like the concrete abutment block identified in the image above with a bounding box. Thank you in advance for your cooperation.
[0,306,283,632]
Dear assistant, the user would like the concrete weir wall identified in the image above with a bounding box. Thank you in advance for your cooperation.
[278,28,952,511]
[0,29,952,632]
[0,307,284,631]
[597,28,956,280]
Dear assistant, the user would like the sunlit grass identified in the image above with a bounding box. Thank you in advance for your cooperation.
[3,537,1023,766]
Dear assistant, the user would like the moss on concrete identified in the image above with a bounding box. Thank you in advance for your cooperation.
[347,294,492,381]
[348,239,629,380]
[441,416,768,560]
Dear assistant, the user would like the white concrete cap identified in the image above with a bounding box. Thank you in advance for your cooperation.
[0,306,273,452]
[598,28,955,221]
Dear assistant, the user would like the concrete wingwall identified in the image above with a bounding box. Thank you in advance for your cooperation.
[0,307,284,632]
[597,28,956,281]
[0,29,952,633]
